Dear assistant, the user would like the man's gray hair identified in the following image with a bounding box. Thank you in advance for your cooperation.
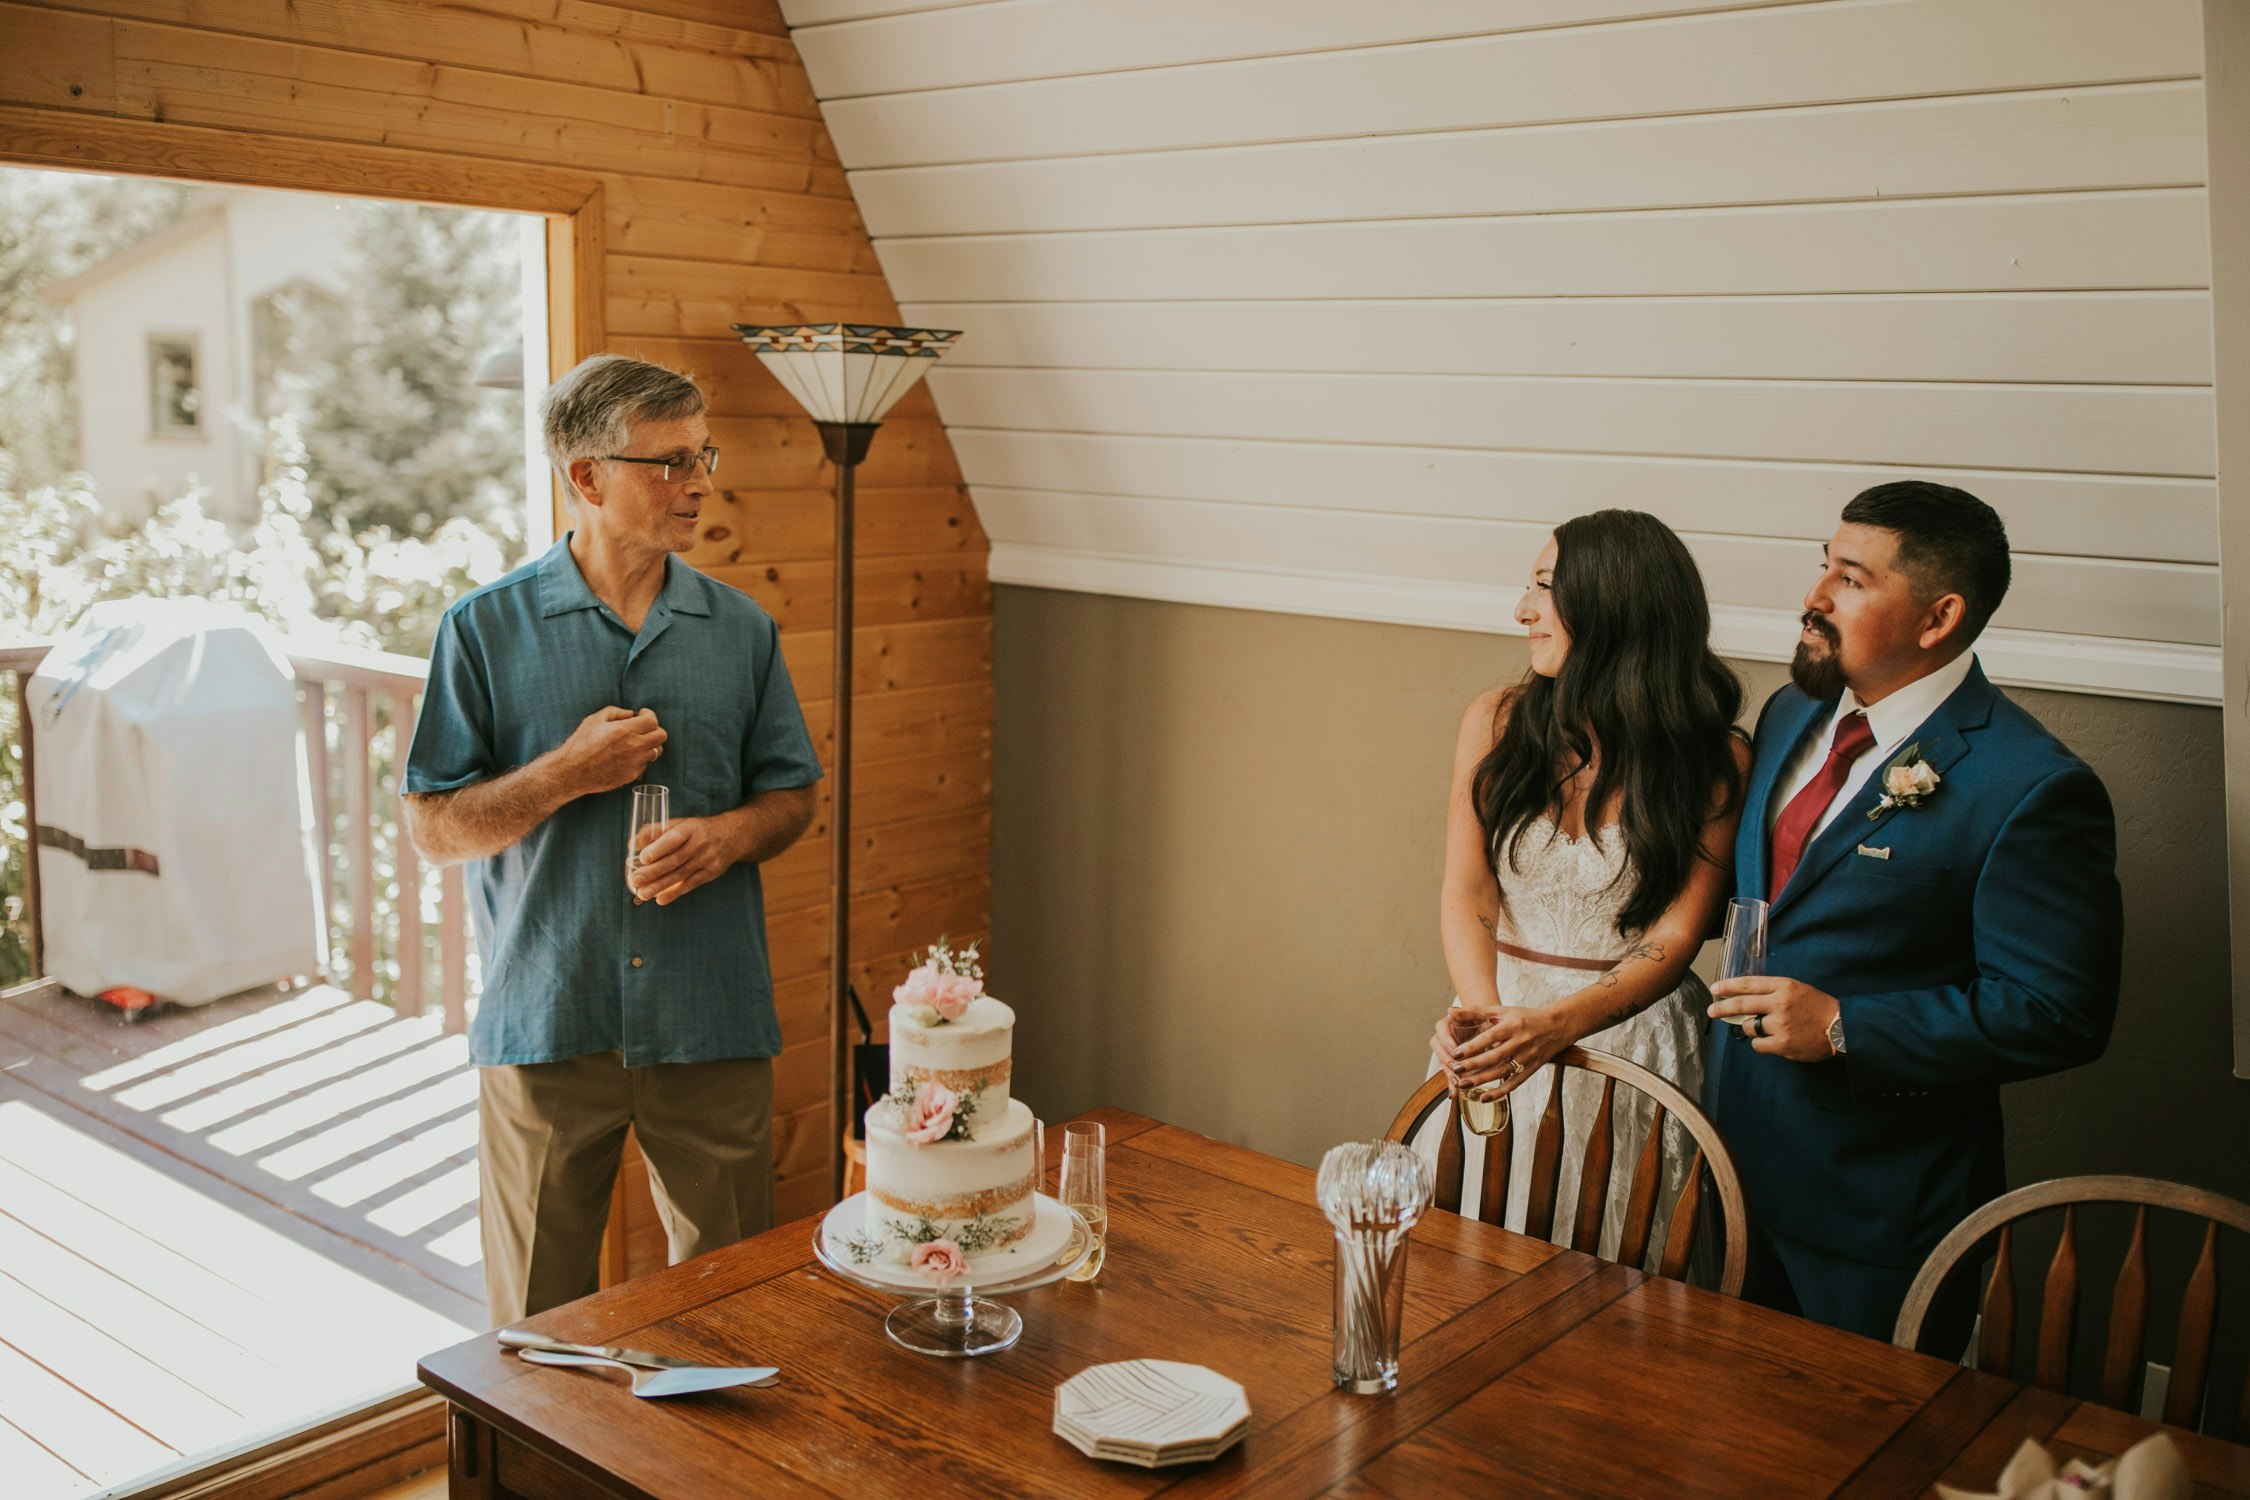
[540,354,706,476]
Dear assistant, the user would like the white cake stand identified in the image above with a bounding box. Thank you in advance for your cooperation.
[813,1191,1093,1357]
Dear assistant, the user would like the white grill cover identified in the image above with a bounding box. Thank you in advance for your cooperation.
[29,598,326,1004]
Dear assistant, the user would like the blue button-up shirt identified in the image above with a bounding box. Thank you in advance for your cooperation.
[403,536,822,1066]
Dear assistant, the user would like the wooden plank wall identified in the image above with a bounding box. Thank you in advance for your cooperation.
[1,0,990,1254]
[786,0,2221,704]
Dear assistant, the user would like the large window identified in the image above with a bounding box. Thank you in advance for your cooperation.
[0,165,556,1500]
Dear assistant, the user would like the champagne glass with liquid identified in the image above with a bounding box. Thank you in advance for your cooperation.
[1717,897,1768,1029]
[1059,1121,1107,1282]
[1447,1013,1513,1139]
[627,784,669,902]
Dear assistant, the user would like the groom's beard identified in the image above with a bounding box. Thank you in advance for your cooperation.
[1790,612,1847,700]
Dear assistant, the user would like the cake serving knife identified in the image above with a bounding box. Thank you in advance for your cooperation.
[513,1348,780,1397]
[498,1328,776,1379]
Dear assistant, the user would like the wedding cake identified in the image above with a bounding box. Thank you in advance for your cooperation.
[862,942,1038,1260]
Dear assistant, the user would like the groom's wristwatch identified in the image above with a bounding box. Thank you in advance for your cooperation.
[1826,1011,1847,1056]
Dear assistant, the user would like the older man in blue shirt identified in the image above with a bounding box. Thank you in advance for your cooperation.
[404,354,820,1325]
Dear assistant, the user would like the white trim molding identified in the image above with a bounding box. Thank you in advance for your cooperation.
[989,541,2223,707]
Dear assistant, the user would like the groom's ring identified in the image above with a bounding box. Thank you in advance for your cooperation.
[1748,1015,1766,1038]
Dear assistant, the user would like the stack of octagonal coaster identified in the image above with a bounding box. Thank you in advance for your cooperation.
[1053,1360,1250,1468]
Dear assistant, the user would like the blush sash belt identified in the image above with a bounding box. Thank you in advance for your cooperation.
[1493,938,1623,975]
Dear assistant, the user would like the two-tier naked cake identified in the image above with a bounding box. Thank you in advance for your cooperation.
[862,942,1038,1258]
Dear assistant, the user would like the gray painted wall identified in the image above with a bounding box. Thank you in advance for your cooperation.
[993,585,2245,1209]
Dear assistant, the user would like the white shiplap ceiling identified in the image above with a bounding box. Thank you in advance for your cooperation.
[781,0,2220,702]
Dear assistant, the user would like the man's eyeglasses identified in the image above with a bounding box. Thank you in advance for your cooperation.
[602,446,720,482]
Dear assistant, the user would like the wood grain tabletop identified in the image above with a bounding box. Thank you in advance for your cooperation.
[419,1107,2250,1499]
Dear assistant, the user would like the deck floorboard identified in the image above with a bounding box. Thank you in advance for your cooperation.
[0,983,482,1500]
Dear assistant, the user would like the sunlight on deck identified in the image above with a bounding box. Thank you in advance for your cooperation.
[0,1100,474,1499]
[79,992,482,1254]
[257,1070,478,1182]
[0,979,488,1498]
[77,989,348,1095]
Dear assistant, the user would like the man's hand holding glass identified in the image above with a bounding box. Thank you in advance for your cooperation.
[631,816,756,906]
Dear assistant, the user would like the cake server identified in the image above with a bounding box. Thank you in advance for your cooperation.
[513,1348,780,1397]
[499,1328,715,1369]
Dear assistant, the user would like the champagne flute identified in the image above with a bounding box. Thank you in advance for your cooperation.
[1059,1121,1106,1283]
[627,784,669,902]
[1717,896,1767,1029]
[1446,1012,1512,1139]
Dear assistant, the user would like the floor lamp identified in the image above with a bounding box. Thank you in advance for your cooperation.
[731,322,960,1201]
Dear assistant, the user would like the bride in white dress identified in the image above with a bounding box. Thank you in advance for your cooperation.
[1418,512,1751,1265]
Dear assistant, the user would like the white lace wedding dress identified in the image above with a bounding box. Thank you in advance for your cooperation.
[1412,816,1708,1266]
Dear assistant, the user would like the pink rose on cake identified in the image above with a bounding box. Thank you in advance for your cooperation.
[894,964,944,1022]
[902,1080,960,1144]
[894,938,986,1025]
[911,1238,968,1285]
[930,970,982,1020]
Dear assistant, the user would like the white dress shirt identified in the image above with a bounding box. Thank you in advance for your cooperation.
[1766,650,1977,844]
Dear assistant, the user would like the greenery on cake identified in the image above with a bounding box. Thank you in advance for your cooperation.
[840,1209,1023,1268]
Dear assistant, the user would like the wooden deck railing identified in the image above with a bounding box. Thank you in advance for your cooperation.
[1,635,470,1032]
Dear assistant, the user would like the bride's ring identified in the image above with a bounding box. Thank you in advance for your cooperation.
[1505,1058,1525,1079]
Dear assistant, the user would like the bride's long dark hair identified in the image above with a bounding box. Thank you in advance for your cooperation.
[1472,510,1745,936]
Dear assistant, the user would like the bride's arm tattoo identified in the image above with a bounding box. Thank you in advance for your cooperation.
[1589,940,1669,1027]
[1592,940,1668,988]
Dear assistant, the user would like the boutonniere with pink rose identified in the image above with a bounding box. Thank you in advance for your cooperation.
[892,937,984,1026]
[1868,742,1940,820]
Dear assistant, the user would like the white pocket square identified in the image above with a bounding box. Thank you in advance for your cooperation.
[1856,844,1891,860]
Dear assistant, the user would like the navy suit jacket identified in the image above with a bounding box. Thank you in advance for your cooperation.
[1703,660,2122,1269]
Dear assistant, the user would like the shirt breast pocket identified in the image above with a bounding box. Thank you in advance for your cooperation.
[641,682,752,815]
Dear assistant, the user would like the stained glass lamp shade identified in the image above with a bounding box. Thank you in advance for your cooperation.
[731,323,960,427]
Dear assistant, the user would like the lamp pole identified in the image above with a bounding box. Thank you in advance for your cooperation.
[820,419,877,1201]
[731,323,958,1205]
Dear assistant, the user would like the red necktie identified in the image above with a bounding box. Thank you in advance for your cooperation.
[1768,711,1876,903]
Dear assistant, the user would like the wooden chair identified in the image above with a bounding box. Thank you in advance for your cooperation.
[1385,1045,1748,1296]
[1894,1175,2250,1436]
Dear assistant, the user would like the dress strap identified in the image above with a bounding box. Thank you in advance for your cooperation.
[1493,938,1622,975]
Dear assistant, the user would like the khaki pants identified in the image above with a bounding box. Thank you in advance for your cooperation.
[477,1051,773,1327]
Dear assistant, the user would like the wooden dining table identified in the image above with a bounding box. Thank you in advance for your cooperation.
[419,1107,2250,1498]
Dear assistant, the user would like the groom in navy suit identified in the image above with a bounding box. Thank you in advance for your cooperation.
[1704,481,2121,1347]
